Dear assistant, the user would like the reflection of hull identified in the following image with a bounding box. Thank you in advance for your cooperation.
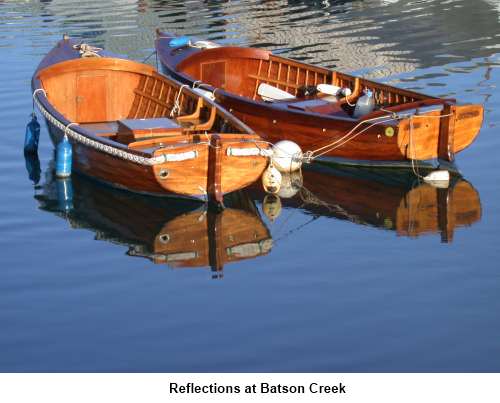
[395,180,481,241]
[259,166,482,243]
[36,170,272,272]
[129,203,272,270]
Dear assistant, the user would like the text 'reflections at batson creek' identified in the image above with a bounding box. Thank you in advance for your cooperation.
[169,382,347,395]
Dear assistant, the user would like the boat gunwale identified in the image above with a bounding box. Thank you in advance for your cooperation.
[155,35,447,127]
[32,77,151,159]
[32,54,259,163]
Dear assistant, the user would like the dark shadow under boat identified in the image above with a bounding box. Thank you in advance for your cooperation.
[254,164,482,243]
[34,164,272,275]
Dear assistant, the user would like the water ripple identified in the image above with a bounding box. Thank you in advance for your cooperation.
[0,0,500,373]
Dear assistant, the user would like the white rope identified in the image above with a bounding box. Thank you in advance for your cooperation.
[73,43,102,58]
[407,111,454,180]
[408,116,423,180]
[170,84,189,117]
[307,107,454,161]
[64,122,79,142]
[32,88,47,99]
[33,91,195,166]
[309,115,396,159]
[33,90,272,166]
[32,88,47,112]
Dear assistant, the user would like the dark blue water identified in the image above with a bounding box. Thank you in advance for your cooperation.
[1,0,500,372]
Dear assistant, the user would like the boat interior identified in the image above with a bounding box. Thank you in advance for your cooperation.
[176,47,446,119]
[36,57,246,152]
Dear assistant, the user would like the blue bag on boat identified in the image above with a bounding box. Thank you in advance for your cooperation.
[169,36,191,48]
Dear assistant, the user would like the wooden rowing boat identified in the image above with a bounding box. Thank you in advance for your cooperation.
[156,31,483,168]
[32,36,271,204]
[35,170,272,273]
[250,166,481,243]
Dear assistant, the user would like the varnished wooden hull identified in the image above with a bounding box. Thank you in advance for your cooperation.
[44,121,268,199]
[156,31,483,165]
[214,96,483,162]
[33,37,271,202]
[45,122,181,197]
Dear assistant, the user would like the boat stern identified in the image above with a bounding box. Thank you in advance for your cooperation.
[151,134,270,203]
[396,102,483,161]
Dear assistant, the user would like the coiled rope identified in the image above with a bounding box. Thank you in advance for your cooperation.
[73,43,102,58]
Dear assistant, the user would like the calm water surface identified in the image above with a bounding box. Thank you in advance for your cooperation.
[1,0,500,372]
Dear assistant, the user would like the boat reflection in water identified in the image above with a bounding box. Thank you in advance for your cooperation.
[31,155,481,279]
[34,165,272,276]
[259,166,482,243]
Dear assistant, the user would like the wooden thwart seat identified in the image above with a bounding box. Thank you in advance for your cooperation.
[116,117,183,144]
[176,97,217,131]
[79,121,120,137]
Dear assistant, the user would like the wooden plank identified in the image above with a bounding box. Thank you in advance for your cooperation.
[37,56,156,81]
[134,76,148,118]
[153,81,164,117]
[253,59,263,100]
[331,71,337,85]
[248,74,302,89]
[207,134,223,204]
[270,54,330,75]
[267,59,272,79]
[134,88,172,110]
[75,74,107,122]
[162,85,172,115]
[438,104,456,161]
[277,62,282,89]
[285,65,291,92]
[145,76,157,117]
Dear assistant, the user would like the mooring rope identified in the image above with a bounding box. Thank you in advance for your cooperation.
[141,50,156,63]
[32,88,47,112]
[170,84,189,117]
[307,115,397,160]
[73,43,102,58]
[406,111,454,180]
[64,122,79,137]
[305,108,455,168]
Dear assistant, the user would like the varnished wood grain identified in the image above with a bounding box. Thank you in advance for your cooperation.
[207,135,223,203]
[156,31,483,164]
[33,37,270,201]
[438,104,456,161]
